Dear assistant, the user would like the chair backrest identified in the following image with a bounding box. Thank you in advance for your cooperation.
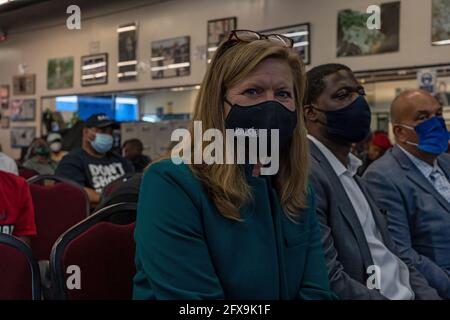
[28,176,89,260]
[50,202,137,300]
[99,172,136,204]
[0,234,41,300]
[18,167,39,180]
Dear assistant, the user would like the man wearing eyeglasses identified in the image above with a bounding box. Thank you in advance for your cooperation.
[363,89,450,299]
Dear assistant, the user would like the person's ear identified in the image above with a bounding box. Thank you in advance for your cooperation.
[393,125,408,143]
[83,128,93,140]
[303,105,318,122]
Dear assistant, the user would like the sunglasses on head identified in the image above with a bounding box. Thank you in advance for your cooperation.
[214,29,294,60]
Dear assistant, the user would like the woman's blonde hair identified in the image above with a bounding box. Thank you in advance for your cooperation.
[165,38,309,220]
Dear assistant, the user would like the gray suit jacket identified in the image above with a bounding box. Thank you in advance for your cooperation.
[308,140,440,300]
[363,144,450,299]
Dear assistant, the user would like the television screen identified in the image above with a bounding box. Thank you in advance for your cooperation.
[55,95,78,112]
[115,96,139,122]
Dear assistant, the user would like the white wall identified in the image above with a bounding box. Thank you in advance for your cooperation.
[1,0,450,158]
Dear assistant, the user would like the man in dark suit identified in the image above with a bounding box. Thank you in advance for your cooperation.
[304,63,440,300]
[363,89,450,298]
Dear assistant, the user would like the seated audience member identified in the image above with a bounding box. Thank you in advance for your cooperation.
[56,113,134,207]
[0,146,18,175]
[122,139,151,173]
[47,132,67,163]
[363,89,450,298]
[0,170,37,246]
[134,30,336,300]
[303,63,440,300]
[357,131,392,176]
[23,138,58,175]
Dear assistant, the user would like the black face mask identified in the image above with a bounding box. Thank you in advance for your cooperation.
[224,99,297,153]
[35,146,50,157]
[312,95,372,143]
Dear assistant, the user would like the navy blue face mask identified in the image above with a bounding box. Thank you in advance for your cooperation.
[398,117,449,155]
[312,95,372,143]
[224,99,297,150]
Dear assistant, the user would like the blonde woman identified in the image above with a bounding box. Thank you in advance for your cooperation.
[134,30,335,300]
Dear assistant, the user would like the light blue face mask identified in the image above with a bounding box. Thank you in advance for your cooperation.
[90,133,113,154]
[398,117,449,155]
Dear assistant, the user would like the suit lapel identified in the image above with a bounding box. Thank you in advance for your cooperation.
[438,155,450,180]
[355,176,394,248]
[392,145,450,213]
[309,140,374,269]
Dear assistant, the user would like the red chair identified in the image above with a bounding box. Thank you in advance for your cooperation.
[27,175,89,261]
[18,167,39,180]
[50,202,136,300]
[0,233,41,300]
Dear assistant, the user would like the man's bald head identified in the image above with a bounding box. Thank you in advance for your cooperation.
[391,89,441,125]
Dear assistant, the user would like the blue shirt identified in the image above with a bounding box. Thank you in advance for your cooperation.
[398,146,450,204]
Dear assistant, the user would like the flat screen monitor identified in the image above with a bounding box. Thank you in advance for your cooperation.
[115,96,139,122]
[55,96,78,112]
[78,95,114,121]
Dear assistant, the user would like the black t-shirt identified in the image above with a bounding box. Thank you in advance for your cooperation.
[55,148,134,193]
[130,155,152,173]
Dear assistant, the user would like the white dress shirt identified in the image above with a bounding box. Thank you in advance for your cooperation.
[308,135,414,300]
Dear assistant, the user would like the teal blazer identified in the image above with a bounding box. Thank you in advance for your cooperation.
[133,159,336,300]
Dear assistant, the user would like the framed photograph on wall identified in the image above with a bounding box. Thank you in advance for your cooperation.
[207,17,237,63]
[81,53,108,86]
[10,127,36,148]
[0,84,9,110]
[337,1,400,57]
[117,22,138,81]
[47,57,74,89]
[260,23,311,65]
[151,36,190,79]
[432,0,450,45]
[12,74,35,95]
[10,99,36,122]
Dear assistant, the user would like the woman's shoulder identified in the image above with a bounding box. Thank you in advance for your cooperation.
[144,158,191,176]
[138,159,206,219]
[142,159,201,190]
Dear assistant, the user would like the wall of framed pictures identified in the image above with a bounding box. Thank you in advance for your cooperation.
[81,53,108,86]
[432,0,450,45]
[1,0,449,97]
[337,2,400,57]
[10,99,36,122]
[117,22,138,81]
[1,0,450,157]
[13,74,36,95]
[260,23,311,65]
[151,36,191,79]
[47,57,74,90]
[207,17,237,63]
